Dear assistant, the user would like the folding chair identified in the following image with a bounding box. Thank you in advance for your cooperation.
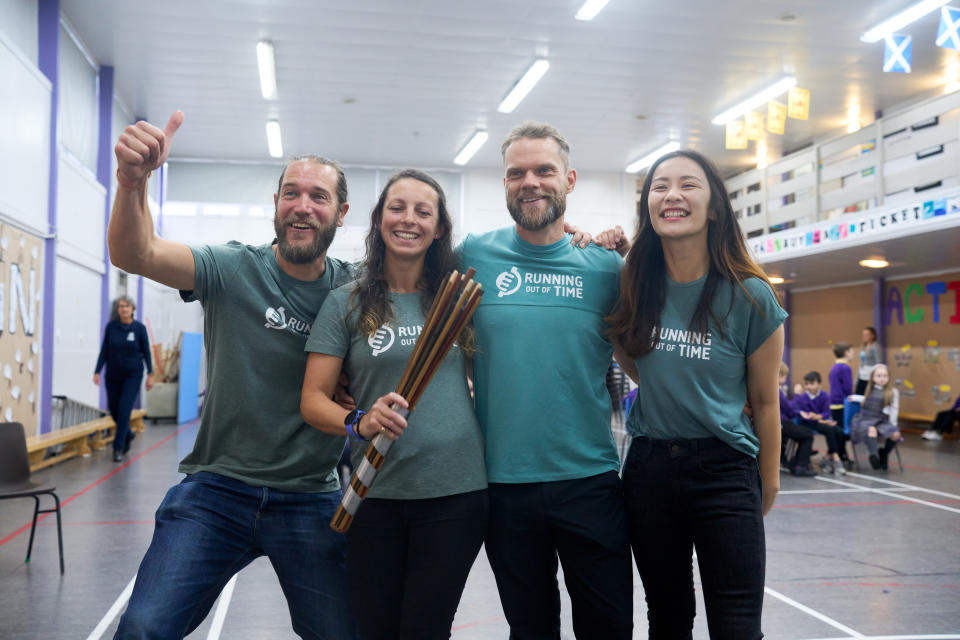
[844,399,903,473]
[0,422,64,573]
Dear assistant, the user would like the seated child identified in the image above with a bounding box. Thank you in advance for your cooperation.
[922,393,960,441]
[794,371,846,475]
[850,364,900,470]
[828,341,854,464]
[779,362,816,476]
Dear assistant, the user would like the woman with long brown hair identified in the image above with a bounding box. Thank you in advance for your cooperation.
[606,150,785,639]
[301,169,486,639]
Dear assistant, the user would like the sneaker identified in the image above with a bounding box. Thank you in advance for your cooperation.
[791,465,817,477]
[113,450,124,463]
[868,453,881,470]
[819,458,834,474]
[922,430,943,441]
[836,461,847,476]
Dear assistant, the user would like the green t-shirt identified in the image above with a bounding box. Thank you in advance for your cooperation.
[304,283,486,500]
[626,275,788,457]
[179,242,356,492]
[460,227,622,483]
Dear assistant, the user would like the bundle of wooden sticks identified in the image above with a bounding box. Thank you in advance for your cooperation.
[330,268,484,533]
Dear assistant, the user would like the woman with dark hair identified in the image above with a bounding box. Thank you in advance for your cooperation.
[606,150,785,639]
[94,295,154,462]
[856,326,882,395]
[301,169,486,639]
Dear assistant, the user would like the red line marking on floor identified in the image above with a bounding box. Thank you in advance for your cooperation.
[773,498,960,509]
[0,420,199,548]
[451,616,505,631]
[903,464,960,478]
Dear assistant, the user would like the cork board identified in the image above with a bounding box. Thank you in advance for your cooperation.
[0,225,44,432]
[883,271,960,416]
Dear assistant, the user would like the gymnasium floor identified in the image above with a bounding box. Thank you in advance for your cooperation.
[1,421,958,639]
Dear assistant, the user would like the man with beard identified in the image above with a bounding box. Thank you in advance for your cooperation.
[458,122,633,639]
[108,112,357,639]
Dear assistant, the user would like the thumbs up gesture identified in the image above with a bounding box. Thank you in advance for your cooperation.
[114,111,183,190]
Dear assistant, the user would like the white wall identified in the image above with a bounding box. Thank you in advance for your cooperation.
[0,0,37,66]
[52,259,100,406]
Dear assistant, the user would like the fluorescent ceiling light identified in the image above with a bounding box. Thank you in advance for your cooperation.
[768,276,785,284]
[711,76,797,125]
[859,258,889,269]
[576,0,611,20]
[860,0,949,43]
[257,40,277,100]
[266,120,283,158]
[454,130,488,166]
[625,141,681,173]
[498,59,550,114]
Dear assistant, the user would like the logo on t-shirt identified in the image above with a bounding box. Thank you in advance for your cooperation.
[496,267,522,297]
[264,306,311,335]
[126,331,135,341]
[652,326,712,360]
[369,326,395,356]
[495,266,585,299]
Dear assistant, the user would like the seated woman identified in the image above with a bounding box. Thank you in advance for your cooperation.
[301,169,487,639]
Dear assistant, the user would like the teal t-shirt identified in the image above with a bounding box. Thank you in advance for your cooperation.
[179,242,356,492]
[460,227,622,483]
[304,283,486,499]
[626,275,788,457]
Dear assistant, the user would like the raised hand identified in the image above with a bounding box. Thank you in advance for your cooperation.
[594,225,630,256]
[115,111,184,190]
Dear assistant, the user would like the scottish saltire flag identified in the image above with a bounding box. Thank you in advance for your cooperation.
[937,6,960,50]
[884,35,912,73]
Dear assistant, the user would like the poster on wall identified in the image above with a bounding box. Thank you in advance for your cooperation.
[0,226,43,433]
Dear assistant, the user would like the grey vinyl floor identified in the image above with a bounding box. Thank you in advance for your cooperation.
[1,420,958,639]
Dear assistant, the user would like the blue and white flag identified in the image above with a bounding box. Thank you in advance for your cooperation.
[937,6,960,50]
[883,35,912,73]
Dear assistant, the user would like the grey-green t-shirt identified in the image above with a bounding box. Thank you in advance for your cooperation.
[179,242,356,492]
[305,283,486,500]
[626,275,787,457]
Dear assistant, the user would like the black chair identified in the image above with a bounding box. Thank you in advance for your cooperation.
[0,422,63,573]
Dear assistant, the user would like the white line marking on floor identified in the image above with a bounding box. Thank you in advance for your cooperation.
[843,472,960,500]
[206,574,238,640]
[815,476,960,515]
[778,487,910,495]
[86,574,137,640]
[798,635,960,640]
[764,586,864,637]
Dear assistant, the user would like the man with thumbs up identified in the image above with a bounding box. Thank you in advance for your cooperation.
[110,112,357,639]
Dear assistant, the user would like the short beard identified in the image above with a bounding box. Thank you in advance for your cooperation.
[507,190,566,232]
[274,214,338,264]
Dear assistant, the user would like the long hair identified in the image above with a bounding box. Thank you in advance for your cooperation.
[864,363,895,407]
[350,169,475,355]
[607,149,780,359]
[110,295,136,322]
[861,326,877,349]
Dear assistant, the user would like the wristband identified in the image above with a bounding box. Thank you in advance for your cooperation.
[344,409,368,442]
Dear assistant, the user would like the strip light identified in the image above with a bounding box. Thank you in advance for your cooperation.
[860,0,949,43]
[257,40,277,100]
[497,59,550,114]
[453,130,488,166]
[625,141,681,174]
[711,77,797,125]
[266,120,283,158]
[575,0,611,20]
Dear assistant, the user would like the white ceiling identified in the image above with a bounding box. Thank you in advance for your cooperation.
[60,0,960,174]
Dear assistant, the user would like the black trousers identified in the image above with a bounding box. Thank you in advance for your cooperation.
[105,374,141,453]
[781,420,813,467]
[485,471,633,640]
[346,489,488,640]
[855,379,868,395]
[623,437,765,640]
[932,409,959,434]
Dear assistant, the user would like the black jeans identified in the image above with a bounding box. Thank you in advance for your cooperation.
[781,420,813,467]
[623,437,765,640]
[105,374,141,453]
[932,409,958,433]
[486,471,633,640]
[346,489,488,640]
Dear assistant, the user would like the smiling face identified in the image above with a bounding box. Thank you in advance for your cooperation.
[116,300,134,323]
[503,137,576,232]
[804,379,822,395]
[378,178,442,260]
[273,160,346,264]
[647,156,712,242]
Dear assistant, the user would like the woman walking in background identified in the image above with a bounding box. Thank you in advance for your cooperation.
[94,296,154,462]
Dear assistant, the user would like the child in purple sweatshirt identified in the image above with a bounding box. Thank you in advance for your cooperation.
[828,342,854,464]
[779,362,816,476]
[794,371,846,475]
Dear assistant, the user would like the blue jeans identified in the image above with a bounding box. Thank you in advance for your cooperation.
[115,472,356,639]
[623,437,765,640]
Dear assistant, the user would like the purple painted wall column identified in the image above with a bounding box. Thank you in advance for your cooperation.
[874,276,885,363]
[96,65,114,410]
[38,0,59,434]
[782,288,792,378]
